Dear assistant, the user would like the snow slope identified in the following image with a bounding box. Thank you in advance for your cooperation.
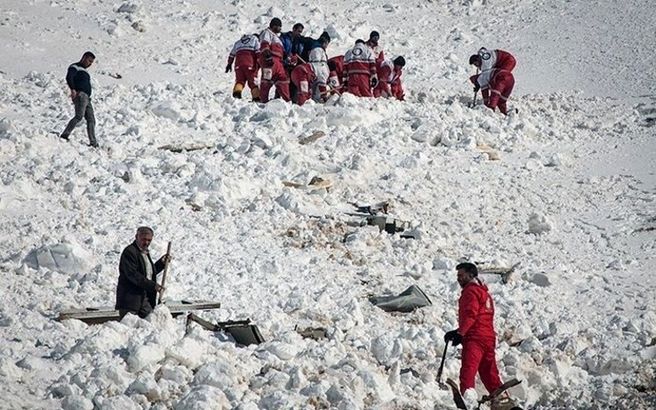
[1,1,655,409]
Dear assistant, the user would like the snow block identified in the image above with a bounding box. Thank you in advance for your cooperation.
[23,242,92,275]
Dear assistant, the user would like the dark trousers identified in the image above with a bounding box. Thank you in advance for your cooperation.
[118,297,153,320]
[61,92,97,146]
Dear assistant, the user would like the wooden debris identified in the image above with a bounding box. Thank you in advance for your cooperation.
[480,262,521,284]
[57,300,221,325]
[158,143,215,153]
[298,130,326,145]
[282,175,333,191]
[477,142,501,160]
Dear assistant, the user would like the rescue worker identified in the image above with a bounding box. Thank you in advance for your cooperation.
[373,56,406,100]
[281,23,306,102]
[226,33,260,102]
[290,63,321,106]
[444,262,518,410]
[366,30,385,66]
[259,18,290,103]
[307,32,331,102]
[327,55,345,93]
[344,39,377,97]
[469,47,516,115]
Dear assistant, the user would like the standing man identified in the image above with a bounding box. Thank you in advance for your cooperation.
[226,33,261,102]
[307,32,331,102]
[444,262,518,410]
[469,47,516,115]
[366,31,385,66]
[259,18,290,103]
[115,226,168,319]
[60,51,98,147]
[345,39,377,97]
[281,23,306,103]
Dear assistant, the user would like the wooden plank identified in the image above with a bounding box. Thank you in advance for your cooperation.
[57,301,221,324]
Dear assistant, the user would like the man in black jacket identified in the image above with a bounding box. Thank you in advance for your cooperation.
[115,226,168,319]
[60,51,98,147]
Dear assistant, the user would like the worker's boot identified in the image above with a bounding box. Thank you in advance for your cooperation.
[490,392,520,410]
[251,86,260,102]
[232,83,244,99]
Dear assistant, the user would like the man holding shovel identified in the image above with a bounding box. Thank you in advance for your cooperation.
[115,226,170,319]
[444,262,518,410]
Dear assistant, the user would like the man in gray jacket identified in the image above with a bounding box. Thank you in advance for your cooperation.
[60,51,98,147]
[115,227,168,319]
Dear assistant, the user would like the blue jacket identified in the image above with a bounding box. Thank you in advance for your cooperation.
[281,31,305,59]
[66,63,92,96]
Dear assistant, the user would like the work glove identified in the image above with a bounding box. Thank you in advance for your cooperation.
[473,84,480,93]
[225,64,232,73]
[370,76,379,88]
[444,329,463,346]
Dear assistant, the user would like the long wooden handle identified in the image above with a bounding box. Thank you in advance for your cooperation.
[158,242,172,305]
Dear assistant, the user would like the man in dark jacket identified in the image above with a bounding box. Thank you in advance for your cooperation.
[115,226,168,319]
[60,51,98,147]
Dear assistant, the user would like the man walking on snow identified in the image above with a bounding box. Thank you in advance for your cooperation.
[469,47,516,115]
[444,262,518,410]
[226,33,261,102]
[60,51,98,147]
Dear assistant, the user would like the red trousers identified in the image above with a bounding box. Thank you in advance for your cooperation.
[260,59,290,103]
[234,66,258,91]
[484,71,514,115]
[459,338,503,394]
[290,68,313,106]
[347,73,372,97]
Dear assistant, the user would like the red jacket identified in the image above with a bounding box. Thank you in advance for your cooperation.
[471,48,516,90]
[328,55,345,83]
[259,27,285,66]
[458,279,496,341]
[227,34,260,71]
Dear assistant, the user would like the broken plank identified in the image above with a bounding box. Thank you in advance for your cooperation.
[57,301,221,325]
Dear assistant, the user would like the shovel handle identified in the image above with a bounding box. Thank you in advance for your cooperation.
[436,340,449,384]
[157,242,172,305]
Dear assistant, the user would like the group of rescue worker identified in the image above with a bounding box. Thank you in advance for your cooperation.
[225,18,406,106]
[226,17,517,115]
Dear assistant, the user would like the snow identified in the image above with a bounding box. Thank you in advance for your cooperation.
[1,0,655,409]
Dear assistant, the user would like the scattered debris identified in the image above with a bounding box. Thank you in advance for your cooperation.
[477,142,501,160]
[479,262,521,284]
[369,285,432,313]
[186,313,264,346]
[298,130,326,145]
[158,143,215,153]
[57,301,221,325]
[295,326,328,340]
[282,175,333,191]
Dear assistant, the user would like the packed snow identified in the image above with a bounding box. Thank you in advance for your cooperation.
[1,0,655,409]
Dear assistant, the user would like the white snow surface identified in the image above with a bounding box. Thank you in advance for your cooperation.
[1,0,655,409]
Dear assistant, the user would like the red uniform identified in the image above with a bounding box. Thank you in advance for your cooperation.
[470,49,516,115]
[327,55,345,93]
[457,278,503,394]
[227,34,260,100]
[373,59,405,100]
[259,27,290,103]
[345,43,376,97]
[290,63,325,106]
